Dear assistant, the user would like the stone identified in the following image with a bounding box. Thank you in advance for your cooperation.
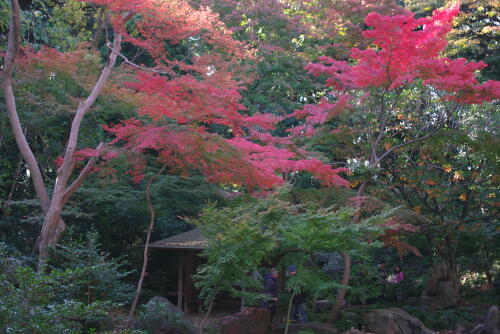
[315,252,344,278]
[215,307,271,334]
[363,307,435,334]
[421,280,460,309]
[316,299,333,312]
[288,322,338,334]
[470,306,500,334]
[422,262,460,308]
[486,305,500,334]
[147,296,184,317]
[341,330,374,334]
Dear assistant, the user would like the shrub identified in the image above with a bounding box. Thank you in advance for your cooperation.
[137,298,193,333]
[0,234,134,333]
[402,305,475,330]
[50,232,134,304]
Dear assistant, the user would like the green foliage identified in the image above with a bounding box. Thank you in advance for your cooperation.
[137,298,193,334]
[0,243,123,333]
[50,232,134,304]
[194,188,395,309]
[194,203,276,308]
[402,305,475,330]
[22,0,95,51]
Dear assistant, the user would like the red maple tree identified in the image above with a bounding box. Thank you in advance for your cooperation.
[289,5,500,322]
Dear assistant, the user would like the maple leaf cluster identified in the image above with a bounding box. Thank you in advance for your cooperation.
[290,5,500,140]
[79,0,348,189]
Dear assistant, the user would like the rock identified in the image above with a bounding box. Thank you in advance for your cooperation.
[147,296,184,317]
[316,299,333,312]
[315,252,344,277]
[471,306,500,334]
[215,307,271,334]
[141,297,193,334]
[422,262,460,308]
[341,330,374,334]
[425,262,460,294]
[288,322,338,334]
[421,280,460,308]
[486,306,500,334]
[454,324,467,334]
[363,307,435,334]
[470,324,486,334]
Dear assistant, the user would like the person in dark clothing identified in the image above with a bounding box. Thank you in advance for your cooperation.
[261,268,279,318]
[288,265,308,323]
[378,260,388,281]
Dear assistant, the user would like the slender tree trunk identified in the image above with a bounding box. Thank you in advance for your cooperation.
[1,1,129,266]
[328,252,351,323]
[37,31,124,266]
[329,179,367,323]
[128,165,167,321]
[199,298,215,334]
[284,290,296,334]
[1,0,51,213]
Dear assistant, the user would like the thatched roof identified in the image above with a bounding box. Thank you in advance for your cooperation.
[149,228,208,250]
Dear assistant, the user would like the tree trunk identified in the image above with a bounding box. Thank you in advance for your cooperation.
[284,290,297,334]
[328,252,351,323]
[37,32,124,266]
[1,1,129,266]
[199,298,215,334]
[328,180,367,323]
[1,0,51,213]
[128,165,167,321]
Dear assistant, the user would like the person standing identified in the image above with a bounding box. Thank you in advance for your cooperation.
[390,265,405,301]
[287,265,308,323]
[261,268,279,318]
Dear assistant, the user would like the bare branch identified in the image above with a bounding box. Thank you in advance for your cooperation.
[62,142,105,204]
[377,123,445,163]
[57,33,123,185]
[106,44,179,77]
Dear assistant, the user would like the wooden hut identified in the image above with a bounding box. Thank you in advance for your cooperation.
[149,228,208,313]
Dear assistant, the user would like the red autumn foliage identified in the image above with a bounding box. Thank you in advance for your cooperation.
[303,6,500,105]
[73,0,349,189]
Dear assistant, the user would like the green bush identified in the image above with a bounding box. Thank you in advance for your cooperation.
[0,263,117,333]
[137,298,193,333]
[50,232,134,304]
[0,235,134,333]
[402,305,475,330]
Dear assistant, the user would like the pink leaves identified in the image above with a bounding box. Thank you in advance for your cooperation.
[80,0,350,190]
[304,5,498,105]
[104,118,349,189]
[288,95,353,137]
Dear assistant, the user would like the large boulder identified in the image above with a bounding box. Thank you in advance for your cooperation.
[147,296,184,317]
[363,308,435,334]
[139,297,193,334]
[470,306,500,334]
[421,280,460,309]
[288,322,338,334]
[214,307,271,334]
[422,262,460,308]
[315,299,333,312]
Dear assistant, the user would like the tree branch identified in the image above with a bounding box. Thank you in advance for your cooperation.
[128,164,168,321]
[106,44,181,77]
[57,33,123,186]
[377,120,447,163]
[1,0,51,212]
[62,142,105,204]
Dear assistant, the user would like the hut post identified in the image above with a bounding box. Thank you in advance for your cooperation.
[177,250,184,310]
